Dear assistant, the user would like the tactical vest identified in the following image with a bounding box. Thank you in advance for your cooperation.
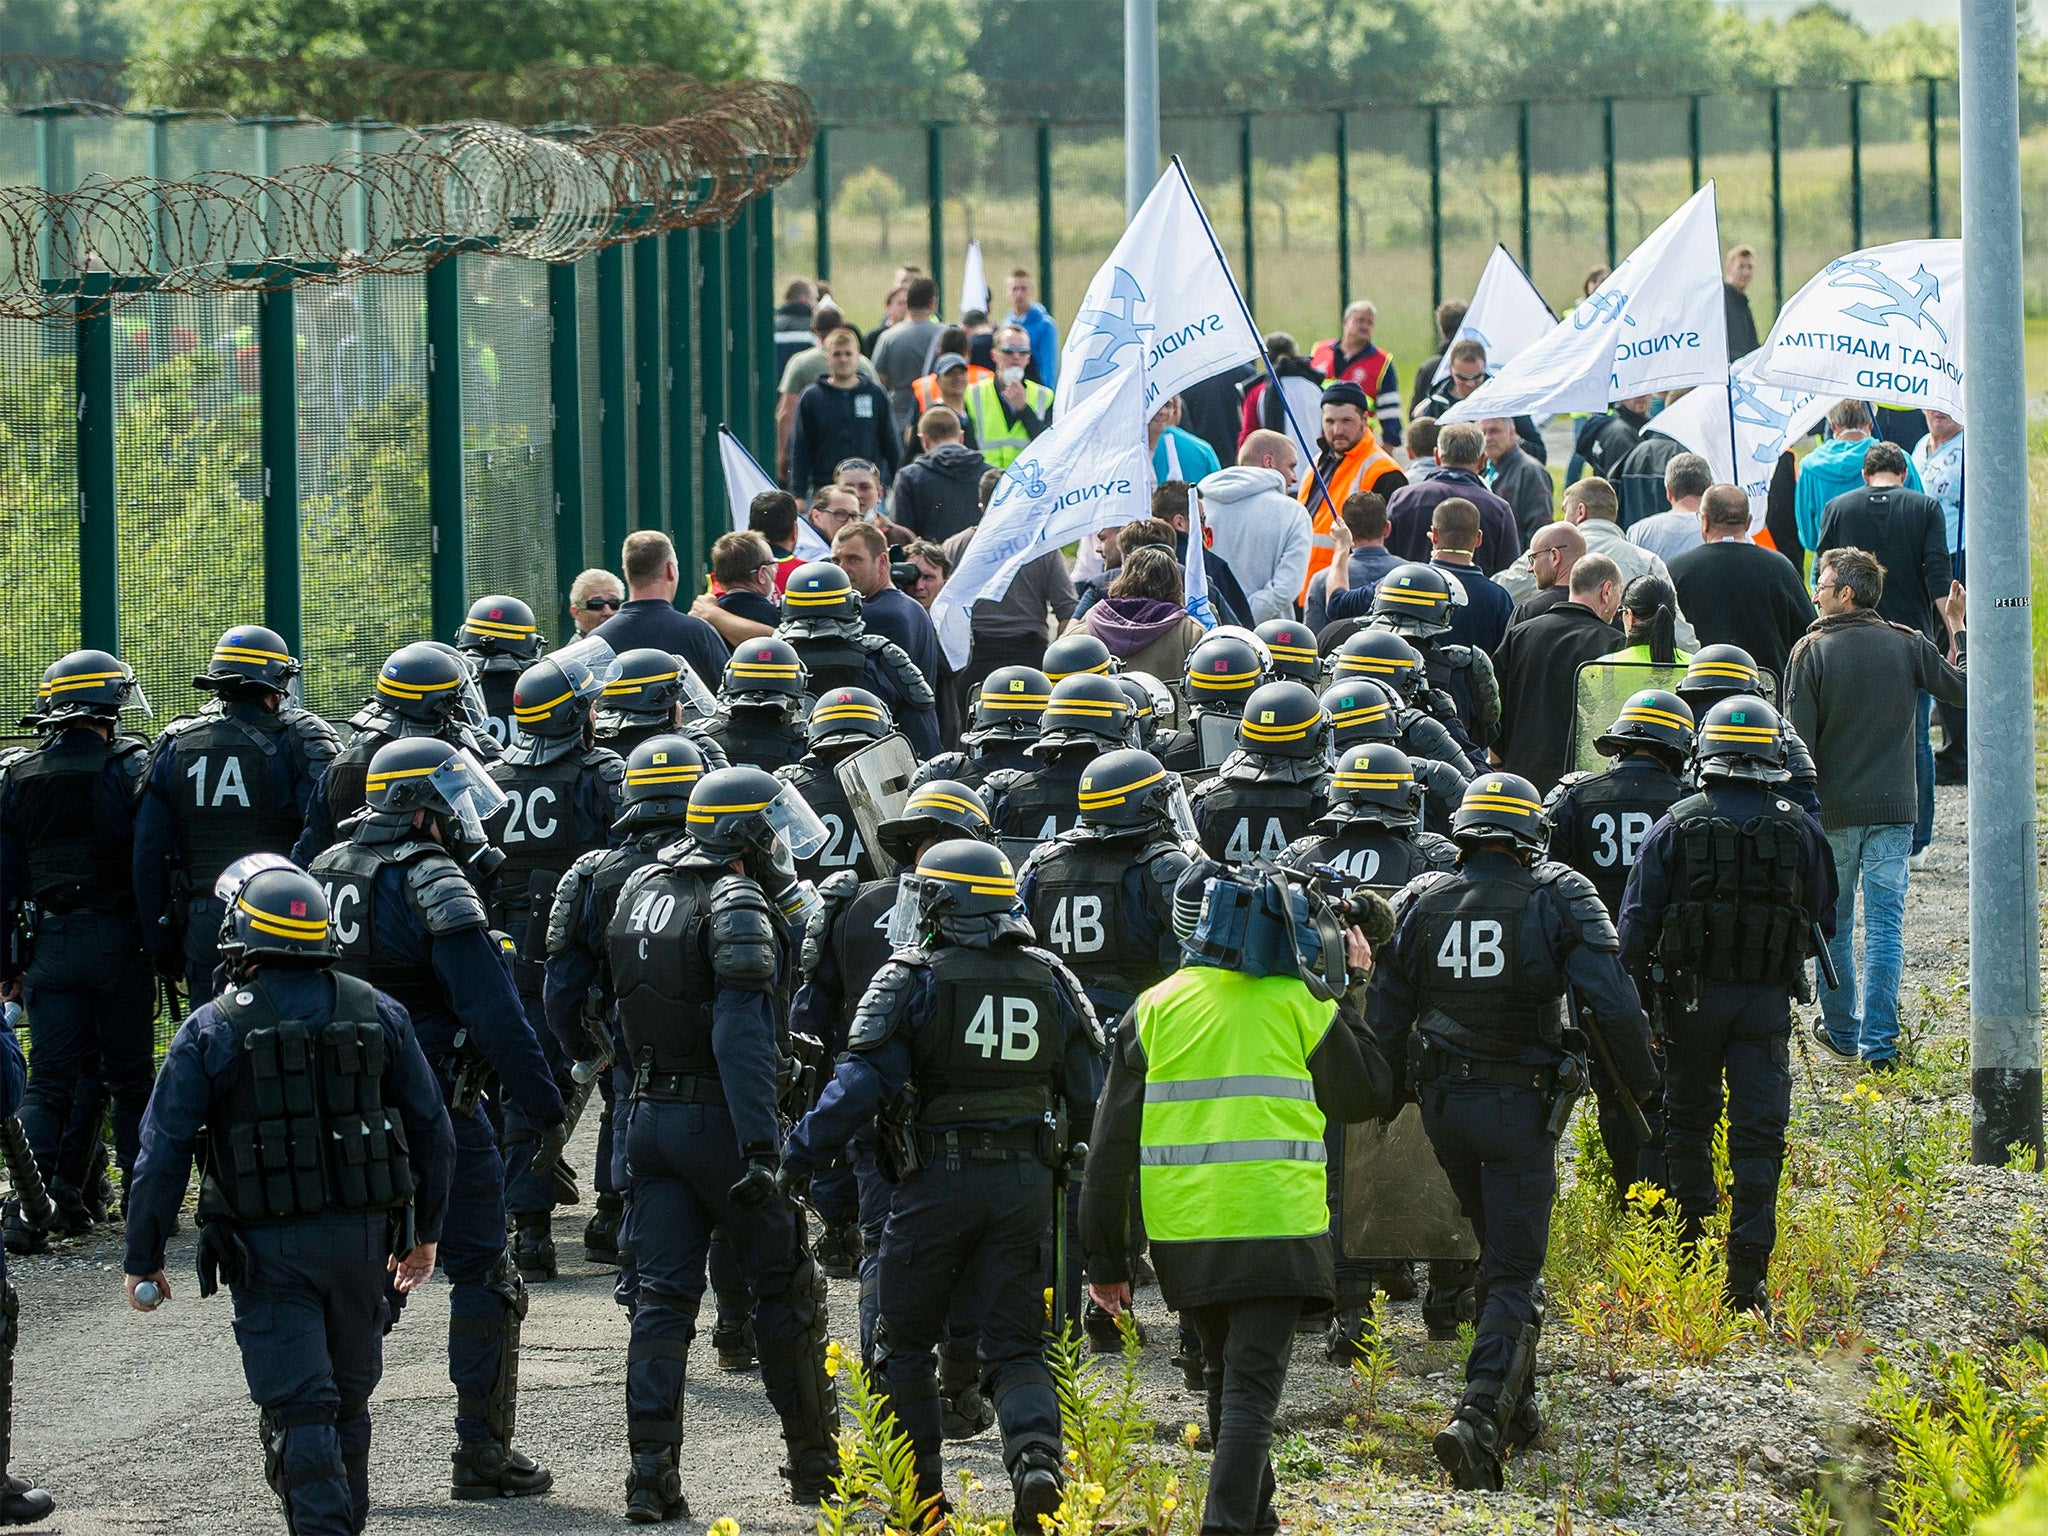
[1656,791,1813,988]
[781,759,876,882]
[1553,762,1685,917]
[785,634,871,698]
[703,713,807,773]
[488,752,604,958]
[910,944,1062,1125]
[165,712,302,889]
[1024,838,1168,1017]
[308,842,445,1027]
[10,735,138,910]
[198,972,415,1223]
[476,667,519,751]
[990,758,1087,850]
[1292,823,1441,893]
[596,718,667,758]
[829,878,902,1030]
[607,864,718,1075]
[1194,777,1326,867]
[321,728,389,831]
[1406,864,1564,1055]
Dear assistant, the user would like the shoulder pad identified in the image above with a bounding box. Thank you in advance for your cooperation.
[802,869,863,976]
[1138,839,1193,887]
[980,767,1026,799]
[873,641,937,707]
[1392,868,1457,916]
[404,854,489,935]
[546,849,606,957]
[848,958,920,1050]
[1534,861,1619,951]
[1437,643,1473,665]
[911,752,969,790]
[286,709,341,762]
[1417,831,1461,869]
[157,713,204,742]
[590,749,627,791]
[1544,771,1594,810]
[708,873,779,987]
[1020,944,1106,1054]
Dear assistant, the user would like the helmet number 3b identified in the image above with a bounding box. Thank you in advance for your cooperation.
[1590,811,1653,870]
[964,994,1041,1061]
[1435,919,1505,980]
[1047,894,1105,954]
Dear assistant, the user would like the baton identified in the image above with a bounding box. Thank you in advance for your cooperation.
[1568,985,1654,1144]
[1811,921,1841,994]
[0,1114,53,1229]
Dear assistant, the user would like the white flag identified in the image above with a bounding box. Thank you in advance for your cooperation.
[1444,182,1728,423]
[1160,432,1215,629]
[720,427,829,559]
[1433,244,1556,384]
[1645,360,1833,532]
[1748,239,1964,421]
[958,238,990,321]
[932,359,1151,670]
[1055,159,1262,419]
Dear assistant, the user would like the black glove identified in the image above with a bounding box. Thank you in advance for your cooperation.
[529,1119,570,1186]
[728,1154,779,1210]
[775,1162,811,1202]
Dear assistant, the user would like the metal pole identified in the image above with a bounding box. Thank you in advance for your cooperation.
[1335,110,1351,310]
[76,275,117,655]
[1036,120,1055,313]
[1239,113,1256,315]
[1516,101,1532,273]
[596,244,629,566]
[754,194,777,455]
[813,126,831,282]
[1926,75,1943,237]
[698,222,728,531]
[547,262,583,642]
[633,235,663,531]
[667,229,701,571]
[1769,88,1785,309]
[1124,0,1159,220]
[1688,95,1702,193]
[1849,81,1865,251]
[425,256,465,642]
[926,122,945,304]
[1960,0,2040,1166]
[1427,105,1442,308]
[259,282,301,655]
[1602,96,1618,269]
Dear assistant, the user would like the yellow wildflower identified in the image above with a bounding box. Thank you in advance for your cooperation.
[823,1340,843,1379]
[1182,1421,1202,1447]
[707,1520,740,1536]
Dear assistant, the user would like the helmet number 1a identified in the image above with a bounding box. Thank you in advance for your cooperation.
[1047,895,1104,954]
[1435,920,1505,979]
[964,995,1040,1060]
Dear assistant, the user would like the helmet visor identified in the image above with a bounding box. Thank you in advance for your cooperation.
[213,851,297,905]
[428,748,509,844]
[673,656,721,721]
[549,635,622,704]
[885,878,924,948]
[123,672,153,719]
[1164,781,1200,845]
[762,782,830,860]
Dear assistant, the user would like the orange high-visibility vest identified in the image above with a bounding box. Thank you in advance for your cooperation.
[1297,436,1403,603]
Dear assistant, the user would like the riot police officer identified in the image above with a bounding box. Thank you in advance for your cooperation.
[123,856,455,1536]
[776,687,899,885]
[1254,619,1321,685]
[1190,681,1331,866]
[1041,633,1118,682]
[783,839,1102,1529]
[1618,697,1835,1313]
[455,595,545,748]
[605,768,838,1519]
[0,651,156,1243]
[0,989,52,1523]
[1117,673,1179,755]
[594,647,730,767]
[307,738,566,1497]
[1163,631,1265,775]
[1320,675,1467,834]
[1369,774,1656,1491]
[1546,690,1695,1194]
[983,675,1135,857]
[1676,646,1821,817]
[487,643,628,1279]
[910,666,1051,794]
[1363,564,1500,752]
[703,638,812,773]
[135,626,340,1010]
[776,563,940,756]
[1333,625,1483,777]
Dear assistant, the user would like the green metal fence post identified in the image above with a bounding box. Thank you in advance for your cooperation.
[1427,105,1442,308]
[596,244,629,565]
[1036,120,1054,312]
[1516,101,1532,273]
[813,126,831,282]
[426,255,465,641]
[725,219,755,455]
[1688,95,1702,192]
[1334,110,1351,310]
[699,222,728,530]
[1602,96,1618,269]
[1849,81,1865,251]
[1770,87,1785,309]
[754,193,777,454]
[76,275,118,655]
[1239,113,1255,313]
[259,281,301,655]
[667,228,702,573]
[547,262,583,642]
[1925,75,1941,238]
[926,122,946,305]
[633,235,663,532]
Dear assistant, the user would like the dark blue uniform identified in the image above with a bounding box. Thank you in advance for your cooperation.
[125,970,454,1536]
[0,1004,54,1522]
[777,626,941,759]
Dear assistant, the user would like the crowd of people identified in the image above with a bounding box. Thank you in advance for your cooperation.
[0,248,1975,1535]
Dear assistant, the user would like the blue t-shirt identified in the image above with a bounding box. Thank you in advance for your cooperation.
[1154,426,1222,487]
[861,584,942,691]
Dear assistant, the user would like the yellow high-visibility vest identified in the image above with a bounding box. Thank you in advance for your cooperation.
[961,377,1054,470]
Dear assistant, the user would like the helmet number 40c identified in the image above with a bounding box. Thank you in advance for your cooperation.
[963,995,1041,1060]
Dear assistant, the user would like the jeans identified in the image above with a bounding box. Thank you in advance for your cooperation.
[1913,692,1934,855]
[1184,1297,1299,1535]
[1820,823,1912,1064]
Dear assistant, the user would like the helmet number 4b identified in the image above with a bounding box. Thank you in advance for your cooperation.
[1047,895,1104,954]
[1224,817,1290,863]
[501,786,560,844]
[1435,920,1505,980]
[964,994,1041,1061]
[1590,811,1653,870]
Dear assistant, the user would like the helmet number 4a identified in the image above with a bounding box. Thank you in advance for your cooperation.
[1223,817,1290,863]
[1047,894,1104,954]
[1590,811,1653,869]
[1435,920,1505,979]
[964,995,1040,1060]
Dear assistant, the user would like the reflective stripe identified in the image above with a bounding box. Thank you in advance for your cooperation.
[1140,1139,1328,1166]
[1143,1074,1317,1104]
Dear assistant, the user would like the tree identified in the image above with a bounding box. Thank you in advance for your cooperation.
[763,0,980,118]
[837,166,907,256]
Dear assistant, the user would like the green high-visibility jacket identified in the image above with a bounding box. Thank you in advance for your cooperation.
[961,377,1054,471]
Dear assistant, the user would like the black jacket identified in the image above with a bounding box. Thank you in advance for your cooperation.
[1724,282,1760,360]
[1492,601,1630,792]
[1667,539,1815,683]
[891,442,990,544]
[1815,485,1952,643]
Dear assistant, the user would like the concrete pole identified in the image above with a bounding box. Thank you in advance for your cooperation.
[1124,0,1159,220]
[1960,0,2041,1165]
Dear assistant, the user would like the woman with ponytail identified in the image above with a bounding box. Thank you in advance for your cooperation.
[1599,574,1691,668]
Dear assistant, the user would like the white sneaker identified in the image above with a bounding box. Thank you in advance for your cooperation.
[1909,850,1930,872]
[1811,1017,1859,1063]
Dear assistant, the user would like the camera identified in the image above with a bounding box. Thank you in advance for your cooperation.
[890,560,921,589]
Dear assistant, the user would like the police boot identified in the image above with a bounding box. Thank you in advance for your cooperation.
[711,1314,757,1372]
[551,1157,580,1208]
[511,1214,556,1282]
[779,1256,841,1505]
[1432,1397,1505,1492]
[583,1193,624,1265]
[451,1260,552,1500]
[0,1203,45,1259]
[1422,1262,1478,1342]
[450,1437,553,1500]
[623,1444,687,1524]
[0,1284,53,1526]
[1010,1445,1065,1533]
[1724,1243,1773,1319]
[938,1346,995,1440]
[812,1218,861,1281]
[1496,1319,1544,1454]
[1082,1300,1128,1354]
[1325,1303,1378,1365]
[1375,1259,1419,1301]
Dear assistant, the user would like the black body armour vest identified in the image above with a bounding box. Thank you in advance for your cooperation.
[165,713,302,890]
[476,666,519,751]
[786,635,870,698]
[1656,790,1814,988]
[1193,776,1326,866]
[309,842,444,1027]
[199,972,416,1223]
[703,713,808,773]
[488,753,604,958]
[1292,823,1443,893]
[912,944,1063,1125]
[321,729,390,832]
[1553,762,1686,917]
[607,865,718,1075]
[991,757,1088,851]
[782,758,878,882]
[829,878,903,1030]
[1023,838,1167,1016]
[1407,864,1565,1056]
[10,736,138,909]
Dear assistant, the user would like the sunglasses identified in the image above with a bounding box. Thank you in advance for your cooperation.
[1450,369,1486,384]
[837,459,878,475]
[580,595,623,611]
[997,345,1030,356]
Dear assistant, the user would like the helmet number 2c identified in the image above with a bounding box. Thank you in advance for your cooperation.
[1435,920,1505,980]
[964,995,1040,1060]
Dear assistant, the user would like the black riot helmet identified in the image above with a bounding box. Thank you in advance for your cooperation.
[362,736,509,874]
[374,641,471,728]
[878,778,993,865]
[1330,628,1425,699]
[968,665,1053,743]
[1595,688,1695,766]
[1255,619,1321,684]
[195,625,301,697]
[1325,743,1422,830]
[1236,680,1329,762]
[806,686,893,753]
[456,595,543,661]
[1370,562,1458,637]
[616,734,706,831]
[1451,772,1550,854]
[1181,632,1264,714]
[684,765,830,863]
[1116,673,1175,751]
[1677,644,1765,713]
[606,647,719,724]
[1076,748,1193,835]
[30,649,148,729]
[1694,695,1790,784]
[511,638,619,740]
[888,838,1030,949]
[1042,632,1117,681]
[721,637,810,706]
[1319,677,1401,750]
[1032,673,1135,755]
[214,854,334,976]
[780,561,863,625]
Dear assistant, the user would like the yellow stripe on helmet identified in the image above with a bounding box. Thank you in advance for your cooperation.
[906,790,988,823]
[604,667,680,695]
[812,702,884,722]
[1327,701,1391,724]
[1266,642,1317,665]
[1239,718,1313,742]
[686,798,774,822]
[1688,662,1758,680]
[914,865,1017,898]
[626,765,702,786]
[728,662,801,677]
[1046,659,1112,678]
[363,762,446,793]
[513,688,575,722]
[1619,705,1693,732]
[41,670,130,694]
[1335,770,1412,790]
[1048,699,1128,716]
[461,618,536,639]
[1375,588,1442,606]
[1703,725,1779,742]
[1187,667,1260,690]
[213,644,293,665]
[1463,793,1543,815]
[1076,767,1166,809]
[1334,655,1406,675]
[376,674,460,699]
[781,588,849,606]
[978,691,1050,709]
[237,895,329,940]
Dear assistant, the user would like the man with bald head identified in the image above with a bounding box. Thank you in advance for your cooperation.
[1509,522,1588,628]
[1198,428,1313,624]
[1667,483,1815,681]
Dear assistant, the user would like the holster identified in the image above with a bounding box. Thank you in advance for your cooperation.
[196,1218,250,1298]
[445,1029,497,1117]
[874,1085,926,1184]
[1035,1101,1068,1171]
[388,1205,416,1262]
[1544,1053,1589,1141]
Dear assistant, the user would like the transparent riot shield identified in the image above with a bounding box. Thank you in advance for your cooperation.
[1338,1106,1480,1263]
[835,733,919,872]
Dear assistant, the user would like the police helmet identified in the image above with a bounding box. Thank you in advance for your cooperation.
[1116,673,1175,751]
[605,647,719,723]
[1181,632,1264,713]
[1594,688,1695,765]
[512,637,619,740]
[214,854,333,974]
[967,665,1053,742]
[1451,772,1550,854]
[617,734,706,827]
[1042,632,1117,681]
[1236,680,1329,762]
[374,642,471,727]
[456,595,543,660]
[877,778,992,864]
[894,839,1024,942]
[806,686,893,752]
[1694,695,1790,784]
[1370,563,1457,637]
[1033,673,1135,753]
[1677,644,1765,711]
[1077,748,1189,834]
[364,736,507,870]
[1325,743,1422,829]
[1319,677,1401,749]
[685,765,829,863]
[1255,619,1321,684]
[1330,628,1425,699]
[721,637,809,705]
[31,649,148,728]
[780,561,862,624]
[195,625,301,696]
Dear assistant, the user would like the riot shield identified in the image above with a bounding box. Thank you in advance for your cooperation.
[1197,711,1239,769]
[1567,658,1778,775]
[1339,1106,1480,1263]
[836,733,919,872]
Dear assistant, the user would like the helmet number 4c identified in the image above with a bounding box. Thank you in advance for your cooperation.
[964,995,1040,1060]
[1435,920,1505,980]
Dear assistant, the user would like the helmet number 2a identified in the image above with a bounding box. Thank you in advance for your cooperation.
[1435,920,1505,980]
[1047,895,1104,954]
[964,994,1040,1060]
[1590,811,1653,870]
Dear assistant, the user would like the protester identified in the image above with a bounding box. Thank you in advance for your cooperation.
[872,275,944,437]
[901,539,950,611]
[1788,548,1967,1071]
[1423,497,1513,654]
[891,406,990,544]
[834,457,888,523]
[788,327,900,498]
[961,323,1054,470]
[593,530,730,687]
[1081,545,1208,681]
[1667,484,1815,682]
[1794,400,1924,553]
[1404,417,1442,478]
[1197,431,1312,625]
[806,483,863,549]
[1181,360,1258,469]
[941,467,1078,688]
[1150,481,1254,630]
[1490,553,1625,791]
[1150,395,1222,486]
[567,567,625,635]
[1238,333,1324,465]
[1002,267,1060,385]
[1625,452,1714,564]
[776,304,875,481]
[748,488,809,595]
[1597,573,1689,666]
[1481,416,1552,544]
[1296,381,1407,603]
[710,531,783,627]
[1574,395,1654,484]
[862,283,907,358]
[1300,492,1392,633]
[1409,299,1466,419]
[1384,421,1520,575]
[1723,244,1761,359]
[1508,521,1588,627]
[1311,300,1402,449]
[1413,339,1546,463]
[1496,476,1697,647]
[832,521,940,690]
[907,345,985,452]
[1912,408,1967,783]
[774,278,818,372]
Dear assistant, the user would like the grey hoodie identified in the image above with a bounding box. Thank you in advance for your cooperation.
[1195,464,1314,623]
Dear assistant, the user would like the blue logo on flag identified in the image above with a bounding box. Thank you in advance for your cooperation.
[1572,289,1636,330]
[989,457,1049,511]
[1073,268,1154,384]
[1729,377,1796,465]
[1823,257,1948,343]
